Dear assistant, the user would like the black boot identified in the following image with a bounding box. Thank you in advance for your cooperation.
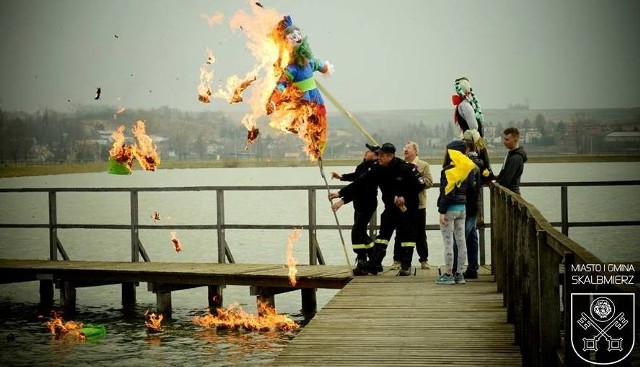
[397,247,413,276]
[353,259,369,276]
[367,244,387,275]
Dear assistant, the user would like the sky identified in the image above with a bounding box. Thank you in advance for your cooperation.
[1,0,639,114]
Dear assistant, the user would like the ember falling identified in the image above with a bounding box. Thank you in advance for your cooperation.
[192,301,299,332]
[170,231,183,252]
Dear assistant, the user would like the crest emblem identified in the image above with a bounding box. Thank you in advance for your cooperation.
[571,293,635,365]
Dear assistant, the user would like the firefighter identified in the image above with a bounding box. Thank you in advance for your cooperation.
[330,143,426,276]
[330,143,380,275]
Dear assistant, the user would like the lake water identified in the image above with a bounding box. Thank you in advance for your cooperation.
[0,162,639,366]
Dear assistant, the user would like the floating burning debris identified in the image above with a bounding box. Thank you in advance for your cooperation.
[144,310,164,334]
[94,87,101,100]
[46,311,106,341]
[192,301,298,332]
[197,49,215,104]
[170,231,183,252]
[108,121,161,174]
[286,229,300,286]
[229,75,257,104]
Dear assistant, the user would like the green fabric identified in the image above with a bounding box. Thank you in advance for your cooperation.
[79,324,106,338]
[294,77,317,92]
[293,37,313,65]
[108,156,131,175]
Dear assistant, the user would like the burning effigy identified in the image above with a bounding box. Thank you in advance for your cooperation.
[201,4,333,160]
[108,120,161,174]
[46,311,106,341]
[192,301,299,332]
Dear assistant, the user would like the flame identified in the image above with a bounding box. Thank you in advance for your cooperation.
[144,310,164,333]
[131,120,161,171]
[46,311,84,340]
[198,52,214,104]
[170,231,182,252]
[108,125,135,173]
[204,6,327,159]
[192,301,298,332]
[286,229,300,286]
[201,11,224,27]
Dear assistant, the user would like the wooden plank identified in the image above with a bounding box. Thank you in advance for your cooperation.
[273,267,521,366]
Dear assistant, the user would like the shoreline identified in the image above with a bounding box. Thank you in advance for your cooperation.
[1,154,639,178]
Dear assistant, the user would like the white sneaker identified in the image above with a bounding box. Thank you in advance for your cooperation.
[390,261,401,270]
[420,261,430,269]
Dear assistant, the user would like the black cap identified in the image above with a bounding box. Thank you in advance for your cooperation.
[378,142,396,154]
[365,143,380,153]
[446,140,467,153]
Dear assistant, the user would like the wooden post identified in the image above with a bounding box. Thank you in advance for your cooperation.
[561,186,569,236]
[48,191,58,261]
[59,281,76,313]
[538,231,561,367]
[39,279,54,312]
[122,283,136,310]
[522,215,540,366]
[208,285,224,311]
[156,291,172,317]
[216,190,226,263]
[308,189,317,265]
[301,288,317,316]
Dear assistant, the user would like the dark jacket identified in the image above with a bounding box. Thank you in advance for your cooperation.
[465,152,483,216]
[437,164,472,214]
[497,146,527,194]
[340,159,378,211]
[339,157,425,210]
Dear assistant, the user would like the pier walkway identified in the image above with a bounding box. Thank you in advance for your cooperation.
[273,266,521,366]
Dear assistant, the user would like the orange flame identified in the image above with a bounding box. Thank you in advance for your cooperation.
[132,120,161,171]
[192,301,298,332]
[109,125,135,173]
[46,311,84,340]
[144,310,164,333]
[286,229,300,286]
[113,106,126,120]
[170,231,182,252]
[198,49,215,103]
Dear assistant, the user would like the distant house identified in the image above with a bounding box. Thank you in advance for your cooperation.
[603,131,640,143]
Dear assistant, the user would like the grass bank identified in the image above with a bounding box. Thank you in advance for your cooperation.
[1,154,638,178]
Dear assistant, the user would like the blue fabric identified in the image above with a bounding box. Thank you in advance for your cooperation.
[279,59,325,105]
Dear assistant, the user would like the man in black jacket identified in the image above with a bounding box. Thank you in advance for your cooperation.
[330,144,379,275]
[329,143,426,276]
[496,127,527,194]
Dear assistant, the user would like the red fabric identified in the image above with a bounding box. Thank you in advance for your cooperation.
[451,94,462,106]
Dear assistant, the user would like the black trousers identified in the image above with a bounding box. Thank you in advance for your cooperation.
[373,205,417,269]
[394,208,428,262]
[351,206,376,260]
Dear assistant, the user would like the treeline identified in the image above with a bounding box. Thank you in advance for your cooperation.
[1,105,638,165]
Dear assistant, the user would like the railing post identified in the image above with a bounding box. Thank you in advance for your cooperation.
[308,189,317,265]
[561,186,568,236]
[479,187,486,266]
[48,190,57,261]
[130,190,139,262]
[216,189,226,263]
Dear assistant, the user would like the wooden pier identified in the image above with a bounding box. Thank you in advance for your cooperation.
[0,259,352,315]
[273,267,521,366]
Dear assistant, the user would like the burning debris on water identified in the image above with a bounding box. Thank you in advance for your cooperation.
[45,310,105,341]
[192,301,298,332]
[144,310,164,333]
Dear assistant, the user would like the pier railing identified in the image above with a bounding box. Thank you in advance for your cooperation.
[1,181,638,267]
[490,180,640,366]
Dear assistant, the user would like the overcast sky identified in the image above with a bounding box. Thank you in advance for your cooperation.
[1,0,639,114]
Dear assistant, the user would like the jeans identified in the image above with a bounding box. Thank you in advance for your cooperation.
[440,209,466,274]
[453,215,478,274]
